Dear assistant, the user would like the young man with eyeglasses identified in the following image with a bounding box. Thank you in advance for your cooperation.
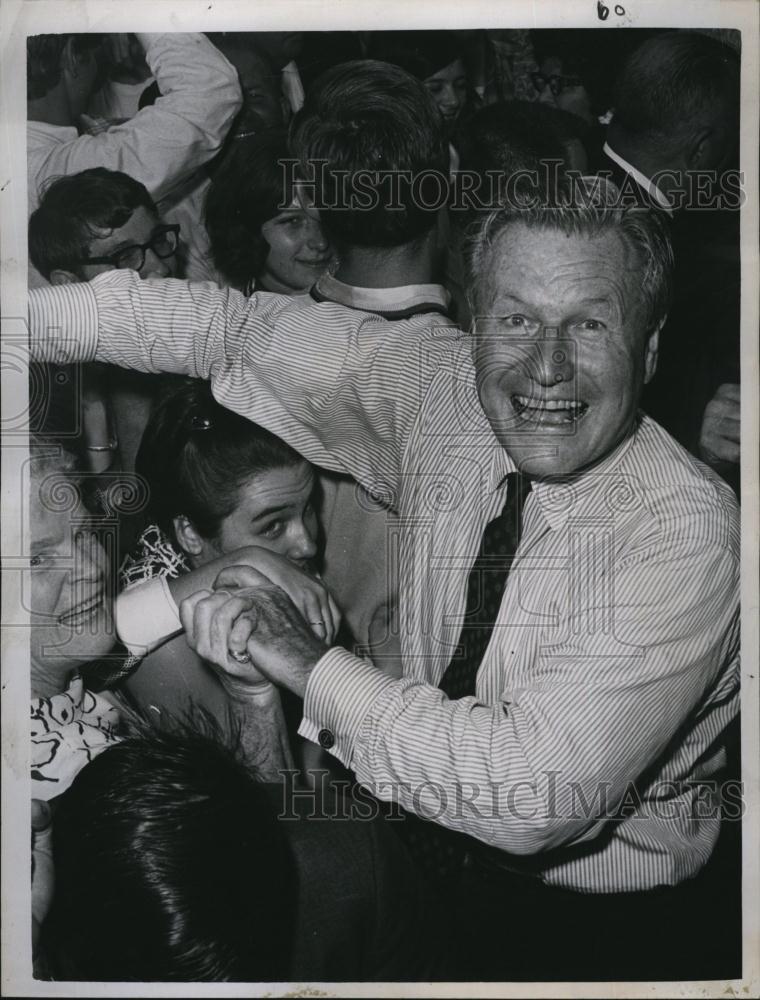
[26,32,241,290]
[29,167,181,475]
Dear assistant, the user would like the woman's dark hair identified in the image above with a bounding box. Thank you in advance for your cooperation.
[205,128,294,291]
[289,59,448,249]
[43,719,297,981]
[136,378,305,546]
[29,167,156,279]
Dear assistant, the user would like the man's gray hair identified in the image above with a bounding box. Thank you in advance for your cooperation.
[464,175,674,334]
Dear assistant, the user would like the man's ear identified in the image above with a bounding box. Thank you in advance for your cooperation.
[643,316,665,384]
[173,516,204,558]
[49,268,81,286]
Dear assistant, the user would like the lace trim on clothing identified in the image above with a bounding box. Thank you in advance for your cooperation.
[120,523,189,590]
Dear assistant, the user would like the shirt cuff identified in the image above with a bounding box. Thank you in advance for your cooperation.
[115,576,182,656]
[298,646,398,767]
[29,282,99,364]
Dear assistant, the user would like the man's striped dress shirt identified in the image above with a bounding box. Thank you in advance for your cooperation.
[30,271,740,892]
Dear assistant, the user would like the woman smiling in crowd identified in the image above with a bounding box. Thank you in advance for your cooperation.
[205,128,334,295]
[371,30,469,141]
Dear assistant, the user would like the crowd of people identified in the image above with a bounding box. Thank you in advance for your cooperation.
[23,26,742,983]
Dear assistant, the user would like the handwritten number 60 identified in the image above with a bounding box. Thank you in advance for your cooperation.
[597,1,626,18]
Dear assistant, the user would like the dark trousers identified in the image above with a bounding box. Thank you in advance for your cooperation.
[448,820,741,982]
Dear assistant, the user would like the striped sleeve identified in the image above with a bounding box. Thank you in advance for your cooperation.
[30,269,458,500]
[29,281,99,364]
[301,527,738,857]
[300,647,399,763]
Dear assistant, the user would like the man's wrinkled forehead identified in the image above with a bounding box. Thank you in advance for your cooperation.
[477,221,644,314]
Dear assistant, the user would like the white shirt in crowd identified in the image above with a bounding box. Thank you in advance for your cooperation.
[30,272,740,893]
[27,32,242,287]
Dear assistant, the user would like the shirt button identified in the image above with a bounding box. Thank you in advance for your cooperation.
[318,728,335,749]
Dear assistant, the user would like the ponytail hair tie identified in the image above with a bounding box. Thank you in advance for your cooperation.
[190,413,213,431]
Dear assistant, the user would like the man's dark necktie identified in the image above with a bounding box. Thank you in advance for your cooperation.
[398,472,532,883]
[438,470,532,699]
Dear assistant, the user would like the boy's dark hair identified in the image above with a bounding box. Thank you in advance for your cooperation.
[43,719,297,981]
[289,59,449,249]
[205,129,295,291]
[29,168,156,280]
[136,378,305,546]
[27,33,103,101]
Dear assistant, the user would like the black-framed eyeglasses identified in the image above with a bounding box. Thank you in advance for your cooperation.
[78,224,180,271]
[531,72,583,97]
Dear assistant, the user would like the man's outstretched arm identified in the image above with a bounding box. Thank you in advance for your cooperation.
[29,270,462,499]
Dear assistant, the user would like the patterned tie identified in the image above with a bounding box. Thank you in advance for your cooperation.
[396,473,532,886]
[439,471,532,699]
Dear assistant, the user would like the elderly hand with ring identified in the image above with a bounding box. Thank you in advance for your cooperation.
[180,567,333,699]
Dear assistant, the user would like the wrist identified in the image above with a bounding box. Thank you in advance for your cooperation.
[283,649,322,700]
[222,676,278,704]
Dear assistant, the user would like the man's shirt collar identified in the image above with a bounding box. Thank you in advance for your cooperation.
[311,273,452,320]
[603,142,674,216]
[489,421,640,531]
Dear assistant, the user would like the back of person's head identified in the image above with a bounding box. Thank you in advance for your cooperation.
[289,59,448,249]
[611,31,739,163]
[458,101,569,179]
[205,129,293,290]
[27,33,103,101]
[29,168,156,281]
[452,102,577,225]
[43,720,297,980]
[136,378,303,546]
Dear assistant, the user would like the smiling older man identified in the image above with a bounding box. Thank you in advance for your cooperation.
[29,176,740,980]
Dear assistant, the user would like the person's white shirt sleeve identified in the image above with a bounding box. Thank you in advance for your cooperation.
[115,576,182,656]
[28,33,242,208]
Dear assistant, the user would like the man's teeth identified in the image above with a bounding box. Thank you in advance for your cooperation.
[513,395,586,412]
